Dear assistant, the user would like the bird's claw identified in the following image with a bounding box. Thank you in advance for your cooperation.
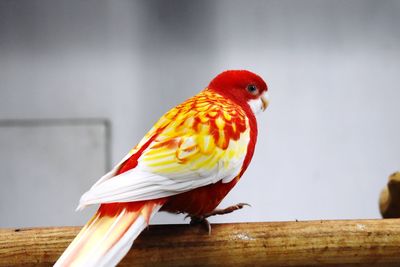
[203,202,251,218]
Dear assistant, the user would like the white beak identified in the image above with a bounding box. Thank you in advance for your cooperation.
[260,92,269,111]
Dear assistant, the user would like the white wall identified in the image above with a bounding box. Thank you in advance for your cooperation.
[0,0,399,227]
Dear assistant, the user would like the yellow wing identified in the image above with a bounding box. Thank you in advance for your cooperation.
[79,89,251,206]
[139,89,250,181]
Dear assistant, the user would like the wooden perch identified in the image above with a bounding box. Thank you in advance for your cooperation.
[380,172,400,218]
[1,219,400,266]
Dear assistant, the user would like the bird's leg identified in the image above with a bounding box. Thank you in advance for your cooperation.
[187,203,251,234]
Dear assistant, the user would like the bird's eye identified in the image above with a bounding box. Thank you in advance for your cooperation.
[246,84,258,95]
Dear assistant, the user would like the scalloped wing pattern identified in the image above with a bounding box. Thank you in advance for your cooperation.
[138,89,250,182]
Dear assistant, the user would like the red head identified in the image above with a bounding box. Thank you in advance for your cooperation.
[208,70,269,115]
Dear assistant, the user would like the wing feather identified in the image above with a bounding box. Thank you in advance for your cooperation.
[79,90,250,208]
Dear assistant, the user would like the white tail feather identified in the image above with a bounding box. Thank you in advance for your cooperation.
[100,215,147,266]
[54,203,162,267]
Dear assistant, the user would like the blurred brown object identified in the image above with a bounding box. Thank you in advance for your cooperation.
[380,172,400,218]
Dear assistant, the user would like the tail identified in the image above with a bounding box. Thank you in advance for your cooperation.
[55,199,165,267]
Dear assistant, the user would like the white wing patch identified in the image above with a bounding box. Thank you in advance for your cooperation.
[79,164,238,208]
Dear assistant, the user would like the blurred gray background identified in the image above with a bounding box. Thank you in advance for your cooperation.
[0,0,399,227]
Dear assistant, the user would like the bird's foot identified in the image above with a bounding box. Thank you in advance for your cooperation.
[187,203,251,234]
[203,203,251,218]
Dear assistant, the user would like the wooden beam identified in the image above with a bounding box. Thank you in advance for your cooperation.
[1,219,400,266]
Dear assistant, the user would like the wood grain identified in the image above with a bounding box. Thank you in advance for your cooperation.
[1,219,400,266]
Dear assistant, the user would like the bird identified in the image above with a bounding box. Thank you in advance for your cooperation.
[54,70,269,266]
